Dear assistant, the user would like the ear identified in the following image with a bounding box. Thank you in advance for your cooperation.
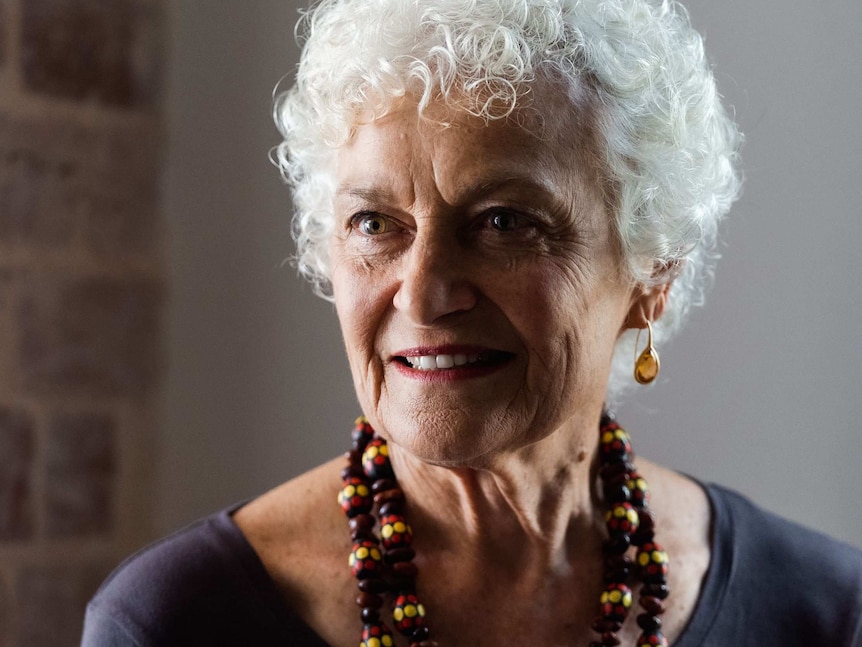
[623,281,672,332]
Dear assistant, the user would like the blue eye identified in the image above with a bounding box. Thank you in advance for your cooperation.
[356,213,390,235]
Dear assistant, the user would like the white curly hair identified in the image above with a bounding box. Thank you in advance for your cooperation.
[273,0,742,400]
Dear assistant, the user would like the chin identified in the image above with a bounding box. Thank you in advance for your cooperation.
[373,406,544,469]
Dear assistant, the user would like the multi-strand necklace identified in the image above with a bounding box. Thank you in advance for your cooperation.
[338,416,669,647]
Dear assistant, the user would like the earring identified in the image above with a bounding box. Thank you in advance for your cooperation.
[634,321,660,385]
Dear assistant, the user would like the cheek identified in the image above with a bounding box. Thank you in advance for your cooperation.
[501,264,627,379]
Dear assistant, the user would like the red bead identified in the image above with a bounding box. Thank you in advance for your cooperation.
[392,592,426,635]
[350,540,383,579]
[352,417,375,447]
[599,582,632,623]
[637,542,669,583]
[600,423,633,459]
[361,622,394,647]
[380,514,413,550]
[339,477,373,518]
[363,438,394,480]
[606,502,640,537]
[636,628,668,647]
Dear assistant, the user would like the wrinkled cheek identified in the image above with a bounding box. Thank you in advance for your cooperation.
[332,268,388,411]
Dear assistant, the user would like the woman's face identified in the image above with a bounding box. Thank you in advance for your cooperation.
[330,95,639,466]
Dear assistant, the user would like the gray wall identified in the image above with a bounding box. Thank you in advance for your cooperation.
[160,0,862,548]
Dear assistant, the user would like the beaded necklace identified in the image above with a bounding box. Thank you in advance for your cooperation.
[338,416,670,647]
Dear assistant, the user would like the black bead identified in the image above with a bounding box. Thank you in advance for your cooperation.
[636,613,662,631]
[602,534,631,555]
[603,483,632,504]
[411,626,431,641]
[361,607,380,622]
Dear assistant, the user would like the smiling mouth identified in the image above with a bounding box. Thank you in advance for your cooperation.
[396,351,514,371]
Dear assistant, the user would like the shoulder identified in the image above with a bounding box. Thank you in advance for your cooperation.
[82,464,344,646]
[231,457,357,641]
[693,483,862,644]
[710,483,862,584]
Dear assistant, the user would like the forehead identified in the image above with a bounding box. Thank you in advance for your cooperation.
[335,83,603,206]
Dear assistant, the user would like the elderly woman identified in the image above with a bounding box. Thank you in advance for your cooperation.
[83,0,862,645]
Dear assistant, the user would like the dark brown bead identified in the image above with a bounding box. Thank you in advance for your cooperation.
[341,464,365,479]
[639,596,666,615]
[591,618,622,634]
[349,514,375,534]
[356,591,384,609]
[357,578,388,593]
[410,626,431,641]
[379,501,404,516]
[392,561,419,577]
[636,509,655,533]
[599,460,634,480]
[374,488,405,505]
[372,478,397,493]
[384,547,416,563]
[603,554,632,582]
[360,607,380,622]
[636,613,662,631]
[641,583,670,600]
[345,449,363,463]
[601,633,621,646]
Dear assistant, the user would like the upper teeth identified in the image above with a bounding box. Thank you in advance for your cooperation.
[405,354,479,370]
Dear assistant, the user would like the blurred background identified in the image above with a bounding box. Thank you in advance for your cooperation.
[0,0,859,645]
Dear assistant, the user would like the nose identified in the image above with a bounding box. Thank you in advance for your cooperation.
[392,233,478,325]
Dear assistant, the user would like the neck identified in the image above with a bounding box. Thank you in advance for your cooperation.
[387,411,605,574]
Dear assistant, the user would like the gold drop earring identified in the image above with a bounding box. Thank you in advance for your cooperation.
[634,321,660,385]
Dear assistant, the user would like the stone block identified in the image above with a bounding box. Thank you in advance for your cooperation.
[17,560,113,647]
[18,275,163,397]
[21,0,161,107]
[45,412,115,537]
[0,407,35,541]
[0,114,161,256]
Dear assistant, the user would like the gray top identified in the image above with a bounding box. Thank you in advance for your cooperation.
[82,483,862,645]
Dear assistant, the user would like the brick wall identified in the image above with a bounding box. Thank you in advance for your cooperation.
[0,1,165,645]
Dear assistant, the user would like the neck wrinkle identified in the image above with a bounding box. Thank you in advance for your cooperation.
[388,420,604,575]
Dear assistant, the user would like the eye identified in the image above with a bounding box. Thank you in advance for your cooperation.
[354,212,390,235]
[487,209,526,232]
